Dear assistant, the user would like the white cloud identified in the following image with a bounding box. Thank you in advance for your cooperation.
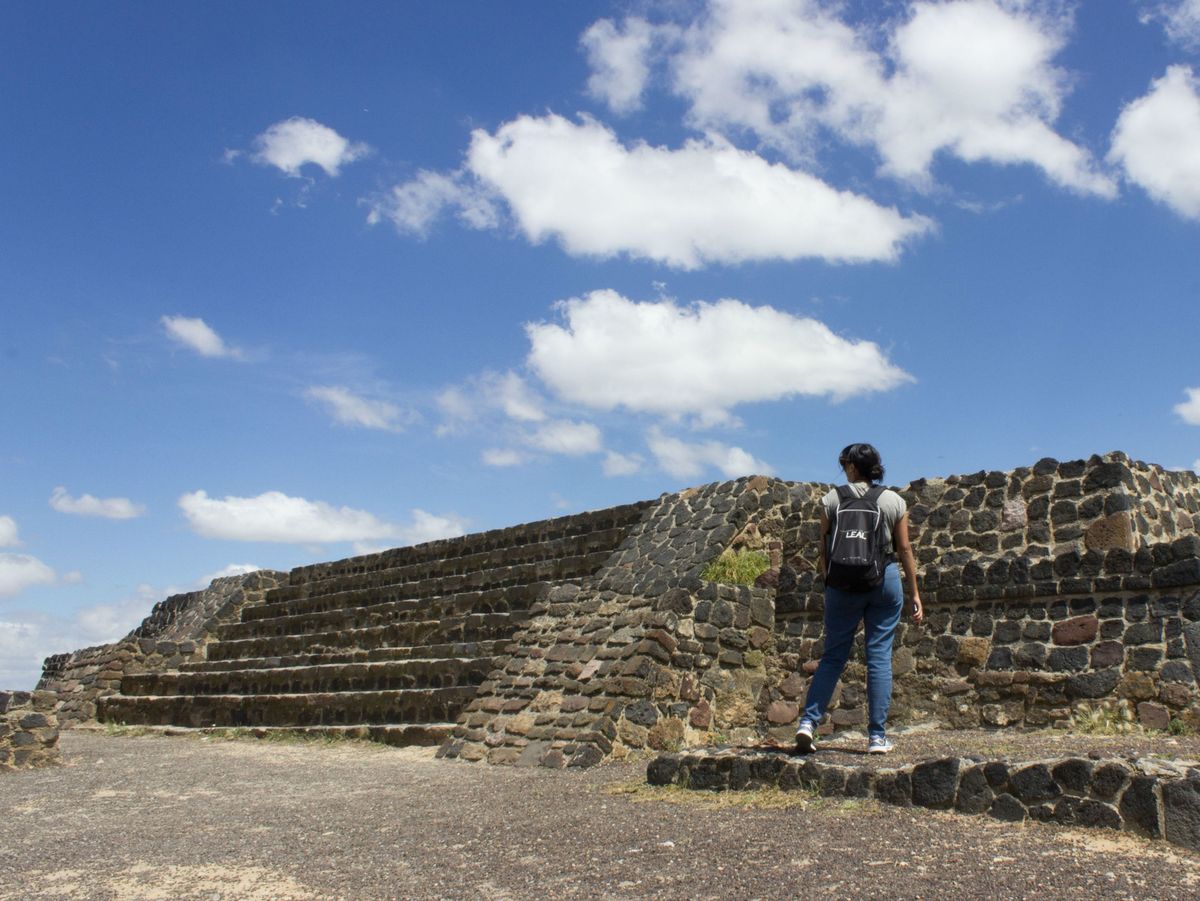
[657,0,1114,196]
[603,450,644,477]
[304,385,414,432]
[647,427,772,480]
[179,490,401,543]
[582,17,666,114]
[465,113,931,267]
[1176,387,1200,425]
[252,117,369,177]
[1141,0,1200,48]
[526,289,913,419]
[436,371,546,436]
[482,448,527,467]
[161,315,242,359]
[200,563,261,583]
[400,509,468,545]
[0,516,19,548]
[0,554,57,598]
[178,489,465,547]
[366,169,498,235]
[50,487,145,520]
[0,586,159,689]
[525,420,603,456]
[1109,66,1200,220]
[487,371,546,423]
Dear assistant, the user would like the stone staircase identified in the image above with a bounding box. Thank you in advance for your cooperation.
[98,502,652,745]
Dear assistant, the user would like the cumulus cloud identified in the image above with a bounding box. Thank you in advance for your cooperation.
[304,385,414,432]
[581,17,669,113]
[50,487,145,520]
[1109,66,1200,220]
[646,427,772,480]
[0,516,18,548]
[482,448,527,467]
[366,169,499,235]
[526,290,913,419]
[603,450,644,477]
[525,419,603,456]
[200,563,261,583]
[252,117,369,177]
[464,114,931,267]
[436,371,546,436]
[0,554,57,598]
[1175,387,1200,425]
[1141,0,1200,48]
[631,0,1114,196]
[178,489,464,546]
[161,315,242,359]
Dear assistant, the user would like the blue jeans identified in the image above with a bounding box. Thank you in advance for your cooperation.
[801,562,903,740]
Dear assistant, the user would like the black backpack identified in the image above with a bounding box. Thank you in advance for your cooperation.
[826,485,888,592]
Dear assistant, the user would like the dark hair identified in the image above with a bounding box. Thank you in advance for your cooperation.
[839,443,885,484]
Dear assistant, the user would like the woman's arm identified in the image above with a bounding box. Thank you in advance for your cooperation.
[893,514,924,625]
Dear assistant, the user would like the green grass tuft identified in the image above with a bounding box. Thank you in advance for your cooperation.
[701,548,770,585]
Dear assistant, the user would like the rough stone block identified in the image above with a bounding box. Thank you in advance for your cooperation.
[874,771,913,807]
[990,793,1026,822]
[1119,776,1162,838]
[912,758,961,809]
[1163,779,1200,852]
[1052,615,1098,646]
[1010,764,1062,804]
[1085,514,1135,552]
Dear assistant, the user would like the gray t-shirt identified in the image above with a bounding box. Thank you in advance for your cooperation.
[822,483,908,553]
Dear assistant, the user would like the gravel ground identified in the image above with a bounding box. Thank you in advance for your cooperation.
[2,731,1199,901]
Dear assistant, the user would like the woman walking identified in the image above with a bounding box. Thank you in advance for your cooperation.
[795,443,923,755]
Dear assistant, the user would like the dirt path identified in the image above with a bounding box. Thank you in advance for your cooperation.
[1,732,1197,900]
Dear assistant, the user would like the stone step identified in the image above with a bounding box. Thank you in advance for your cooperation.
[262,552,609,609]
[204,611,529,663]
[179,639,509,672]
[99,686,475,728]
[226,585,531,640]
[111,723,456,747]
[283,502,650,588]
[121,657,499,697]
[262,529,628,606]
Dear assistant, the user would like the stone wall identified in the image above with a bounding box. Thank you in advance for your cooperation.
[438,476,793,767]
[38,570,284,726]
[0,690,59,770]
[648,748,1200,854]
[445,452,1200,765]
[760,452,1200,740]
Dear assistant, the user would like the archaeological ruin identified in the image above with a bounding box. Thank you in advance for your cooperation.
[28,451,1200,850]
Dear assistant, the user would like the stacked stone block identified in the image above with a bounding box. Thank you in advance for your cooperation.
[97,504,650,745]
[0,691,59,771]
[647,748,1200,854]
[38,571,285,726]
[439,477,792,767]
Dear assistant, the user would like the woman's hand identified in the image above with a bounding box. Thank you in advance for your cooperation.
[904,594,924,626]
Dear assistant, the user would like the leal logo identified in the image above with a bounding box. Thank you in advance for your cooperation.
[844,529,868,540]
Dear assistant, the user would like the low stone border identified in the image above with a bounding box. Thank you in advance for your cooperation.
[647,747,1200,854]
[0,690,60,771]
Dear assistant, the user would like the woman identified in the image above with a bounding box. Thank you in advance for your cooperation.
[795,443,923,755]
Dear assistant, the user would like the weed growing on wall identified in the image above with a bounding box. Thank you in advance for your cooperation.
[701,548,770,585]
[1070,700,1139,735]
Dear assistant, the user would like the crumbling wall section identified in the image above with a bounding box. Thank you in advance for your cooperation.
[0,690,59,770]
[438,476,791,767]
[37,570,285,726]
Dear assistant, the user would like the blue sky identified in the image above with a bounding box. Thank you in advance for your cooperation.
[3,0,1200,689]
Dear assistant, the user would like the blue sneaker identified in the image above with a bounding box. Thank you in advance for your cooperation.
[868,736,894,754]
[794,721,816,755]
